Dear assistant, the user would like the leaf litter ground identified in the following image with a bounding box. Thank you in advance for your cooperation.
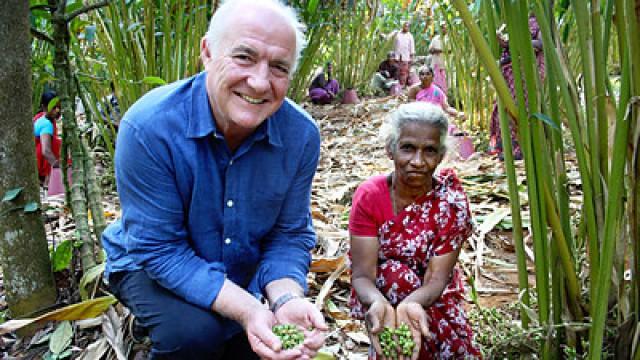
[0,95,583,359]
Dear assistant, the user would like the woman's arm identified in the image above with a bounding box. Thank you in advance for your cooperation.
[442,104,466,121]
[400,248,461,307]
[407,85,420,101]
[39,134,59,167]
[350,235,387,307]
[351,234,395,356]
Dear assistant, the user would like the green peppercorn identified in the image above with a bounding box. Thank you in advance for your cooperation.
[395,323,414,356]
[272,324,305,350]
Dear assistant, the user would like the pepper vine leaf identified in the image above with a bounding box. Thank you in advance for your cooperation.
[2,188,23,202]
[23,202,40,213]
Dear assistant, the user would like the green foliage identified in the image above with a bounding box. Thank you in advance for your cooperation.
[287,0,333,102]
[47,321,73,359]
[332,1,394,92]
[468,306,543,358]
[454,0,640,357]
[51,240,74,272]
[89,0,211,114]
[79,263,105,300]
[2,188,23,202]
[23,202,39,213]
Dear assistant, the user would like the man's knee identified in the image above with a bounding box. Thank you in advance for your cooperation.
[150,312,227,358]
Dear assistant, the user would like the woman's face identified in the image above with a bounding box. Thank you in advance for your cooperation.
[46,104,61,120]
[389,121,443,191]
[419,70,433,87]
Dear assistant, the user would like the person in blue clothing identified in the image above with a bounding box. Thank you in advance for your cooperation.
[101,1,327,359]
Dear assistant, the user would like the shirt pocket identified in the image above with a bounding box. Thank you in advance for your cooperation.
[247,192,286,239]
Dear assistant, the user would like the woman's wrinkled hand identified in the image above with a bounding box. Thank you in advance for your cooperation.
[396,301,430,360]
[365,300,396,359]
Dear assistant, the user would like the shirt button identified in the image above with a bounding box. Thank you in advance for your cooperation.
[227,200,234,207]
[225,238,231,244]
[229,159,234,166]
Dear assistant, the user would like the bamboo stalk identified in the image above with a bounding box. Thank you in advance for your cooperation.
[503,2,551,334]
[533,0,601,301]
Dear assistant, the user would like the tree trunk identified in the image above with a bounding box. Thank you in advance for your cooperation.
[0,0,57,318]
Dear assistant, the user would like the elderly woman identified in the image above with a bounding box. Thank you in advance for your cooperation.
[349,102,481,359]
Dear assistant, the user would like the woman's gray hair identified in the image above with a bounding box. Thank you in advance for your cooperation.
[380,102,449,153]
[205,0,308,76]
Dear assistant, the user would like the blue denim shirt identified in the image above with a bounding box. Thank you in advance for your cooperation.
[102,72,321,311]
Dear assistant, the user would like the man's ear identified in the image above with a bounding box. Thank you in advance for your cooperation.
[200,37,212,65]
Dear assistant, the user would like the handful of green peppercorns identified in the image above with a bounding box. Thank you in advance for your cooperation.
[272,324,305,350]
[378,323,415,358]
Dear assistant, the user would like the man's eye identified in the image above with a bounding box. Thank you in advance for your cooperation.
[233,54,252,62]
[272,65,290,76]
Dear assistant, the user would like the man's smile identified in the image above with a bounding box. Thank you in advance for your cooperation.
[236,92,266,104]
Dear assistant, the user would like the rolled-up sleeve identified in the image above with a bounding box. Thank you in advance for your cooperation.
[116,122,226,310]
[249,133,321,295]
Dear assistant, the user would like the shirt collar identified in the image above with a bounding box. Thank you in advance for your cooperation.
[186,71,284,148]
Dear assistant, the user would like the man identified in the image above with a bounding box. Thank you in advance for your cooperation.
[102,1,327,359]
[370,51,400,95]
[393,21,415,87]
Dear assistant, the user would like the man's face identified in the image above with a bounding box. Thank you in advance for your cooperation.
[402,22,410,32]
[200,8,296,135]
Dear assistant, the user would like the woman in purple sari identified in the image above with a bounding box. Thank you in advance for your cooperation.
[309,62,340,105]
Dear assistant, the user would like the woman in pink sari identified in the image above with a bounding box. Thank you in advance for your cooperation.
[349,102,481,359]
[408,66,465,122]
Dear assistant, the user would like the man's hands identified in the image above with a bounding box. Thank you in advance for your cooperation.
[396,302,430,360]
[243,307,304,360]
[364,300,396,359]
[274,298,328,360]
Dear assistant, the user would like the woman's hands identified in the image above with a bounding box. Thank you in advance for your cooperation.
[365,299,396,359]
[366,300,429,360]
[396,302,430,360]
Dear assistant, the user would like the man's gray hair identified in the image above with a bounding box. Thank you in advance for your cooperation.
[205,0,308,76]
[381,102,449,153]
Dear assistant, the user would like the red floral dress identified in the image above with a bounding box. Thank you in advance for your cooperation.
[349,169,481,359]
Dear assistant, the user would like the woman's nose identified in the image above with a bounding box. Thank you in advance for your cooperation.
[410,152,426,166]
